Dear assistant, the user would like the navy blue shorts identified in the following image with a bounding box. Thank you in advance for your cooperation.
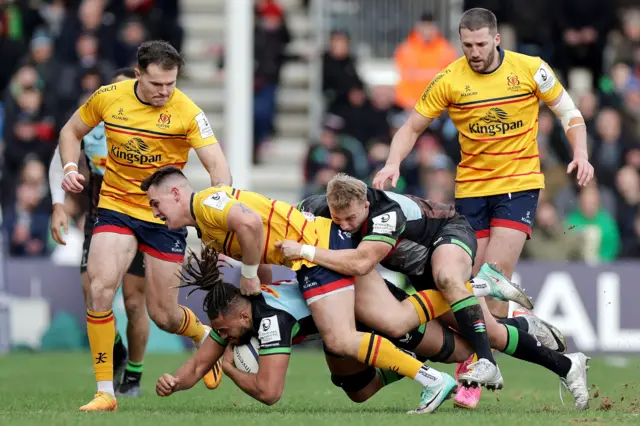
[93,208,187,262]
[455,189,539,240]
[296,223,356,304]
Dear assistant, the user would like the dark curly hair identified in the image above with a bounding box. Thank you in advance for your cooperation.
[177,243,243,320]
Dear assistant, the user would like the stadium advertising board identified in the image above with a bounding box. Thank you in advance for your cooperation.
[2,259,640,354]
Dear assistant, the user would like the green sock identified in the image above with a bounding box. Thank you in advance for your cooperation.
[126,361,143,374]
[377,368,403,387]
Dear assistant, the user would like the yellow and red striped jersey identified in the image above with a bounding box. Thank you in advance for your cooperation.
[415,49,564,198]
[191,187,333,271]
[79,79,217,222]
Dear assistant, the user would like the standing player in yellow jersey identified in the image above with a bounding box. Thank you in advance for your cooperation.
[58,41,232,412]
[141,166,465,414]
[373,8,593,409]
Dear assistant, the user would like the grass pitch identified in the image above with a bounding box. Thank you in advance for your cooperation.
[1,351,639,426]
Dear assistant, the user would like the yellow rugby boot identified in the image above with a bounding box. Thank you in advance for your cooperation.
[203,359,224,389]
[78,392,117,412]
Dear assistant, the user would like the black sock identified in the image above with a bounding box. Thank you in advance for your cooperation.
[113,333,127,366]
[503,325,571,377]
[499,316,529,333]
[451,296,496,364]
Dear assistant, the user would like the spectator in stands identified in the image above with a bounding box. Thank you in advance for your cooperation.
[538,108,571,199]
[55,0,116,65]
[421,153,455,204]
[510,0,554,61]
[330,83,387,148]
[1,157,51,257]
[114,18,148,68]
[393,12,457,111]
[566,183,621,264]
[523,199,585,262]
[553,0,615,89]
[619,211,640,258]
[616,166,640,254]
[20,29,59,93]
[252,1,291,163]
[611,8,640,66]
[322,30,363,113]
[0,0,29,93]
[56,33,114,116]
[591,108,629,190]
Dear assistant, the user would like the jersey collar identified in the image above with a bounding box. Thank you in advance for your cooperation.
[133,81,153,106]
[477,46,505,75]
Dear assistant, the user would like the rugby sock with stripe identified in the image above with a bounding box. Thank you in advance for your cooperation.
[126,361,143,374]
[87,309,116,396]
[357,333,443,387]
[408,282,474,323]
[176,305,208,345]
[451,296,496,364]
[408,290,450,323]
[503,325,571,378]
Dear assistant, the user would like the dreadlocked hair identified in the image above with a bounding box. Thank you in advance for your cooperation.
[176,243,242,320]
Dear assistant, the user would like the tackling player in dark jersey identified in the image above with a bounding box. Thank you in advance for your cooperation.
[278,174,589,409]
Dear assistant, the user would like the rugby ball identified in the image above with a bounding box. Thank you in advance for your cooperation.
[233,337,260,373]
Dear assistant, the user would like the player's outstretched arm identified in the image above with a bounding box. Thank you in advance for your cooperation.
[373,110,433,190]
[546,90,594,187]
[227,203,265,296]
[221,345,290,405]
[276,240,391,277]
[59,110,92,193]
[157,336,224,396]
[195,143,233,187]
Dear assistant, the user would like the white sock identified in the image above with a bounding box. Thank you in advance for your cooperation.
[413,365,443,387]
[97,381,115,396]
[470,277,491,297]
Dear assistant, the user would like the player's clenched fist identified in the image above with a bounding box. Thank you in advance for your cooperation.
[372,163,400,190]
[156,373,180,396]
[61,165,85,193]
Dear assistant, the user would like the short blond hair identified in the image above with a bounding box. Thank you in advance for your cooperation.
[326,173,367,211]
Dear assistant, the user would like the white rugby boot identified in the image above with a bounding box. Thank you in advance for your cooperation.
[472,262,534,309]
[409,373,458,414]
[560,352,590,410]
[457,358,504,391]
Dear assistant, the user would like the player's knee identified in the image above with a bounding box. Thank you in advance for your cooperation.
[322,333,352,358]
[86,277,117,309]
[124,296,146,321]
[331,367,376,402]
[146,304,174,332]
[435,270,462,293]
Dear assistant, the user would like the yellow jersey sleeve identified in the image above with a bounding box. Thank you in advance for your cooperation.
[195,188,239,231]
[186,109,218,149]
[531,59,564,104]
[79,84,117,128]
[414,68,452,119]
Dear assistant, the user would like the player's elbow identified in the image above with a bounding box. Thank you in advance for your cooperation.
[353,258,376,276]
[258,388,283,406]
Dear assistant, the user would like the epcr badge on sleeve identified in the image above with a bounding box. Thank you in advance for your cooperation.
[203,191,231,210]
[534,63,556,94]
[195,111,214,139]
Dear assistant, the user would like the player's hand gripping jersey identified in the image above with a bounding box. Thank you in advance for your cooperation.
[415,50,564,198]
[79,79,217,223]
[299,189,475,278]
[191,187,336,270]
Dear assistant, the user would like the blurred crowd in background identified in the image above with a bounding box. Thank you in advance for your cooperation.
[1,0,638,264]
[304,0,640,262]
[0,0,182,257]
